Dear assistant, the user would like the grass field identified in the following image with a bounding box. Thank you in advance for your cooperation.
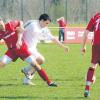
[0,43,100,100]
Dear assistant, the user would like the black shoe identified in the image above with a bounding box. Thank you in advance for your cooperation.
[49,82,58,87]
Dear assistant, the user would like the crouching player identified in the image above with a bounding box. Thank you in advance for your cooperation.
[81,12,100,97]
[0,19,57,87]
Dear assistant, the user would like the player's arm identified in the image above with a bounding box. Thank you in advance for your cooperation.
[81,29,89,55]
[16,21,25,49]
[81,16,94,55]
[45,28,69,53]
[51,38,69,53]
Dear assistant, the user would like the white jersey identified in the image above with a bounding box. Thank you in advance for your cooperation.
[23,20,54,49]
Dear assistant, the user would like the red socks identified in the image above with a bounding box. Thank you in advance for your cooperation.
[85,67,95,91]
[85,85,90,91]
[37,68,51,85]
[86,67,95,82]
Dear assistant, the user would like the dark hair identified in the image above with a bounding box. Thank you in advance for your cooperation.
[39,13,51,22]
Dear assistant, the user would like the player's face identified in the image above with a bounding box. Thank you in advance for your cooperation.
[0,20,5,30]
[40,20,50,28]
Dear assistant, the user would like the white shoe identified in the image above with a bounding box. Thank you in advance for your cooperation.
[23,77,36,86]
[21,68,34,79]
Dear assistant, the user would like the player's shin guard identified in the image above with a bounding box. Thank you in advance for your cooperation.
[37,68,51,85]
[85,67,95,91]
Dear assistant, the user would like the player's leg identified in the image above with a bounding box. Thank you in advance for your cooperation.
[84,45,100,97]
[61,29,64,42]
[22,56,45,85]
[84,63,97,97]
[25,55,57,87]
[59,29,61,41]
[62,29,65,42]
[22,52,45,85]
[20,46,57,87]
[32,60,57,87]
[0,60,6,68]
[0,51,13,69]
[0,49,18,77]
[0,49,10,68]
[22,56,44,73]
[26,55,45,75]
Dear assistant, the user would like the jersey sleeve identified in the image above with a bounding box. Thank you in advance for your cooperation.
[86,17,94,32]
[13,20,20,26]
[7,20,20,31]
[42,28,54,40]
[24,20,35,33]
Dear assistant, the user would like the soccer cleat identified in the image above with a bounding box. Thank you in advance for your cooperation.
[48,82,58,87]
[84,90,90,97]
[23,77,36,86]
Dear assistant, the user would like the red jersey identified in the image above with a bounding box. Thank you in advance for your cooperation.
[57,19,66,27]
[86,13,100,45]
[0,20,20,49]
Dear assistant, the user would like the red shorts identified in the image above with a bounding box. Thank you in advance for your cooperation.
[91,45,100,64]
[5,43,31,61]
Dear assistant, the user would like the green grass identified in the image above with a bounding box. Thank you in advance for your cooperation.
[0,43,100,100]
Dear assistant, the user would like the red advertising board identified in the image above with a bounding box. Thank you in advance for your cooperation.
[64,27,94,43]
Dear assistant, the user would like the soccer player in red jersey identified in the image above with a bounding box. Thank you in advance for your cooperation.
[0,19,57,87]
[57,17,67,42]
[81,12,100,97]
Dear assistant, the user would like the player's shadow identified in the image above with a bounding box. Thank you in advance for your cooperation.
[0,96,87,100]
[0,96,50,100]
[54,77,84,81]
[65,96,87,100]
[0,83,18,87]
[0,78,19,87]
[0,96,33,99]
[48,96,86,100]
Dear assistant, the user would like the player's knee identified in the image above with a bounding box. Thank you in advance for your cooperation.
[0,61,6,68]
[25,55,42,70]
[36,57,45,65]
[41,56,45,64]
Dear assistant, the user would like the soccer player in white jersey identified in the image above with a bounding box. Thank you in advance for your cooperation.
[22,14,69,85]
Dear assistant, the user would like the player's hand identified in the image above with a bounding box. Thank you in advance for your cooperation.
[64,46,69,53]
[16,40,22,49]
[81,47,86,55]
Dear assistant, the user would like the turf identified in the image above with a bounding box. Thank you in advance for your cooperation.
[0,43,100,100]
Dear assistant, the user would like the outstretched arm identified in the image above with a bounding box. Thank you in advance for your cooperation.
[51,38,69,53]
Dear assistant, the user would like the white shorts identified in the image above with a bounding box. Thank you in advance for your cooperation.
[28,47,45,61]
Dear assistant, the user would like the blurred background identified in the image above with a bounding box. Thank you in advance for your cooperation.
[0,0,100,24]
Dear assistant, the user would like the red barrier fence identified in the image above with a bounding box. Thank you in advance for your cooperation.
[64,27,93,43]
[0,27,94,44]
